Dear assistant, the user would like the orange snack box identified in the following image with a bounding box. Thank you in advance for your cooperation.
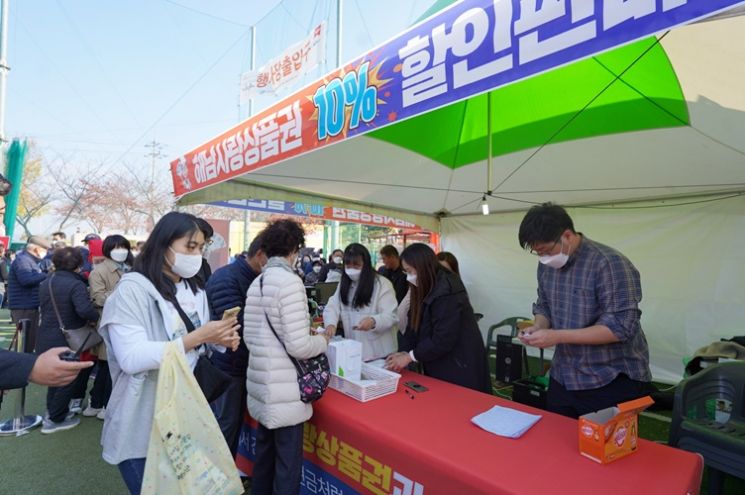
[578,395,654,464]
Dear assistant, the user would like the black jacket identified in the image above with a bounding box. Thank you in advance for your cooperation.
[0,349,37,389]
[400,268,490,393]
[37,271,100,354]
[205,259,259,376]
[378,265,408,304]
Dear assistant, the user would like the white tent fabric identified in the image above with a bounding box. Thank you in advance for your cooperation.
[442,195,745,383]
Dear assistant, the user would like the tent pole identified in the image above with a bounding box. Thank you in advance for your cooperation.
[242,24,257,250]
[486,92,492,194]
[336,0,343,68]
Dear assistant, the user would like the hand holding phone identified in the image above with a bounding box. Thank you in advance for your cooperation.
[222,306,241,320]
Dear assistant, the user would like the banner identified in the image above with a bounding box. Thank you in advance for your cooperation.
[172,0,745,197]
[240,22,326,102]
[211,199,420,229]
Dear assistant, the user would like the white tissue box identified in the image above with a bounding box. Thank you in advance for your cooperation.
[327,338,362,381]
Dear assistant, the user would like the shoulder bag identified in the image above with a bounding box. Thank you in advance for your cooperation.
[170,298,232,404]
[260,275,330,403]
[49,274,103,352]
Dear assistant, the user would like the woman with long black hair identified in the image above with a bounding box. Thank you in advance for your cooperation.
[98,212,240,494]
[323,243,398,361]
[385,243,490,393]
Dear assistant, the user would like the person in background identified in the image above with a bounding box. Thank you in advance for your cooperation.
[37,247,100,434]
[300,254,313,276]
[132,241,146,257]
[9,235,51,353]
[0,347,93,390]
[84,235,133,420]
[206,233,267,457]
[436,251,460,277]
[195,217,214,285]
[304,260,323,286]
[51,231,67,243]
[244,219,330,495]
[98,212,240,495]
[385,243,490,393]
[517,203,653,418]
[80,233,101,275]
[378,245,408,304]
[324,243,398,362]
[318,248,344,283]
[0,243,8,309]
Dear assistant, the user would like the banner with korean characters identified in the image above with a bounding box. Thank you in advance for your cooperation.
[210,199,420,229]
[171,0,745,198]
[240,22,327,102]
[237,415,425,495]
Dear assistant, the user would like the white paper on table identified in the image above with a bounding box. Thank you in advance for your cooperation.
[471,405,542,439]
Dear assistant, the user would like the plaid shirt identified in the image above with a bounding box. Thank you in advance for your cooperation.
[533,236,651,390]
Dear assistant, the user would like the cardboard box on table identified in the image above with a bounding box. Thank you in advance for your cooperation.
[578,396,654,464]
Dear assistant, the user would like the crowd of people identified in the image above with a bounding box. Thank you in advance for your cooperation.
[0,202,653,495]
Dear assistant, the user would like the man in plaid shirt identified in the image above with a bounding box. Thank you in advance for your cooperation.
[518,203,653,418]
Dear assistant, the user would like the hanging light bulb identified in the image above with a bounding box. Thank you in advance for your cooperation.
[481,195,490,216]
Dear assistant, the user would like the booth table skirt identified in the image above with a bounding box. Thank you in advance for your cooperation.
[237,371,703,495]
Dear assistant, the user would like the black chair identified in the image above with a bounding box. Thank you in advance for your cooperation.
[486,317,531,383]
[669,361,745,495]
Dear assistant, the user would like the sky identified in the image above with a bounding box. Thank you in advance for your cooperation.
[5,0,436,235]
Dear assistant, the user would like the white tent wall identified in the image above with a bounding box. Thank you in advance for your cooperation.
[441,194,745,383]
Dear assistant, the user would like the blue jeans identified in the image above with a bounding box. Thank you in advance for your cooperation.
[118,458,146,495]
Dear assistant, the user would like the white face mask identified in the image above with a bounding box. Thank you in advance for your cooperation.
[36,249,48,260]
[406,273,418,286]
[333,256,343,264]
[110,248,129,263]
[312,266,321,274]
[169,247,203,279]
[345,268,362,281]
[539,239,569,269]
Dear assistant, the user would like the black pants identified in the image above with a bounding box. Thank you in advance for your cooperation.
[11,309,39,353]
[252,422,304,495]
[70,364,93,402]
[46,370,89,422]
[90,360,112,409]
[548,374,655,419]
[210,374,246,457]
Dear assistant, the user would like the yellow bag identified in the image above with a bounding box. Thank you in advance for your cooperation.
[142,342,243,495]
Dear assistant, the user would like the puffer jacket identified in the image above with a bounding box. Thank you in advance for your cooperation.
[8,250,47,309]
[244,257,327,429]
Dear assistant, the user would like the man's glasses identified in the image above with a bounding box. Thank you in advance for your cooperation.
[528,238,561,257]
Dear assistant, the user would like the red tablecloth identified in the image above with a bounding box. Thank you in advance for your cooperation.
[238,371,702,495]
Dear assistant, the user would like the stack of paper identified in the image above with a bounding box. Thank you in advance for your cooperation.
[471,405,542,439]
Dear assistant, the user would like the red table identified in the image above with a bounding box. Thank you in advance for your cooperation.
[237,371,703,495]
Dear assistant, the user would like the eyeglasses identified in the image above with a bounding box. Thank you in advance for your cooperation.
[528,237,561,257]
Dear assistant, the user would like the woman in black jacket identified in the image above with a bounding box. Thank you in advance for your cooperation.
[385,243,491,393]
[37,247,100,434]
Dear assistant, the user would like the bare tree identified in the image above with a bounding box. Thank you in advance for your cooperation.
[16,153,55,238]
[48,159,104,232]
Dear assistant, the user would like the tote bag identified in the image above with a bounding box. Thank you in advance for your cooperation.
[142,342,242,495]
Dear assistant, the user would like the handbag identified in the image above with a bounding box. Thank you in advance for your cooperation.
[48,274,102,352]
[260,275,330,403]
[171,299,232,403]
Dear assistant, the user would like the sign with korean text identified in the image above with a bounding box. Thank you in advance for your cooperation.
[172,0,745,197]
[240,22,327,102]
[210,199,420,229]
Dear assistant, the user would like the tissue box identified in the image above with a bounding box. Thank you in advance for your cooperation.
[327,338,362,381]
[578,395,653,464]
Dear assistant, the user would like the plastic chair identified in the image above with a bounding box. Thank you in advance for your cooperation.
[668,362,745,495]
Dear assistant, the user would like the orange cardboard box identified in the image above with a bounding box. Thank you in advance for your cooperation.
[578,395,654,464]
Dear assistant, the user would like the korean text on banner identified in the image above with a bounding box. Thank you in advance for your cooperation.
[173,0,745,197]
[240,22,327,102]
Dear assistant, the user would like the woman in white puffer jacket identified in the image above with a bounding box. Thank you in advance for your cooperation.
[244,219,330,495]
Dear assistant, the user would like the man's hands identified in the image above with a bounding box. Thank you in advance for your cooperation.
[29,347,94,387]
[384,352,413,372]
[518,326,560,349]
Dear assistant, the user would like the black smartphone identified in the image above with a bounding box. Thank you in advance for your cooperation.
[404,381,428,393]
[59,333,93,362]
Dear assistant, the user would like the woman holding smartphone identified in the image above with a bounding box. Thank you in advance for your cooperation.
[98,212,240,495]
